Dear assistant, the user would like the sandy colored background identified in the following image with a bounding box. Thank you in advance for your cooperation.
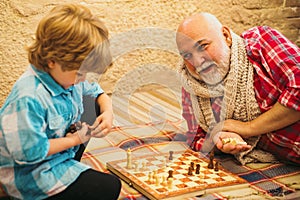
[0,0,299,107]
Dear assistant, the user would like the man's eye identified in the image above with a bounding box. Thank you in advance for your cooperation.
[197,43,208,51]
[183,53,191,60]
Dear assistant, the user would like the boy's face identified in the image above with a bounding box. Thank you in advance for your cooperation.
[48,61,86,89]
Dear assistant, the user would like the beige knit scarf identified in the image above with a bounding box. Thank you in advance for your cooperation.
[179,32,277,165]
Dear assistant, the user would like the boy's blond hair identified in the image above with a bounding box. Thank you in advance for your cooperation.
[28,4,111,73]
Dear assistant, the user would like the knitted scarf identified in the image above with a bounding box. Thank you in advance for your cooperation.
[179,32,277,165]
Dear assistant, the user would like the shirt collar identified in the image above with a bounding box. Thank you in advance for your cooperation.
[30,64,74,96]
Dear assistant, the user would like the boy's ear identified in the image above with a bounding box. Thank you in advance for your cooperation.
[47,60,55,69]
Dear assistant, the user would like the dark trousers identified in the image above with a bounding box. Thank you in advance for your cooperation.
[75,95,101,161]
[45,169,121,200]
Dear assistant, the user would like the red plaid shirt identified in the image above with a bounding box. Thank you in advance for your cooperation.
[182,26,300,164]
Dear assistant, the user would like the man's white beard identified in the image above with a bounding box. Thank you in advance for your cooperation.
[198,46,231,86]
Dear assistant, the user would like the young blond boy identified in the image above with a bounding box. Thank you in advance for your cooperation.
[0,4,121,200]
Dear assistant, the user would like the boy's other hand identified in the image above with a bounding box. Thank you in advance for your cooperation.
[89,111,113,138]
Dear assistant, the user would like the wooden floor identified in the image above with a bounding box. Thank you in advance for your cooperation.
[111,86,183,126]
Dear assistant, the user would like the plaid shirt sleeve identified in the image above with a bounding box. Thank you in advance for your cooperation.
[181,87,207,151]
[242,26,300,164]
[242,26,300,112]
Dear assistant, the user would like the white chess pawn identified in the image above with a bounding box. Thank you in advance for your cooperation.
[148,172,152,182]
[142,161,146,170]
[167,177,173,189]
[161,176,167,186]
[126,148,132,169]
[155,175,160,186]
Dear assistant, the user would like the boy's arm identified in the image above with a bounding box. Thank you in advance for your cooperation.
[47,123,91,156]
[96,93,113,116]
[47,136,80,156]
[90,93,113,137]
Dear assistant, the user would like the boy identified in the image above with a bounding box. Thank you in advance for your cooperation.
[0,4,121,200]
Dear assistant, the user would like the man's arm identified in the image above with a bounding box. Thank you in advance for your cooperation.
[222,102,300,138]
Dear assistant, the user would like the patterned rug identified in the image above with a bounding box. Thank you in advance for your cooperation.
[81,121,300,200]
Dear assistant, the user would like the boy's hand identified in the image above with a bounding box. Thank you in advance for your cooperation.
[66,122,91,144]
[89,111,113,138]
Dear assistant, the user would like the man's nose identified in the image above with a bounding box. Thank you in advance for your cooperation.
[192,54,205,68]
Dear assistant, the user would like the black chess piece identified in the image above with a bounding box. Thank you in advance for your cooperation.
[214,160,219,171]
[187,166,193,175]
[195,164,200,174]
[207,150,214,169]
[169,151,174,160]
[190,162,194,170]
[167,169,173,179]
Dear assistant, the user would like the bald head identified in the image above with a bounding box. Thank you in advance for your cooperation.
[176,13,223,41]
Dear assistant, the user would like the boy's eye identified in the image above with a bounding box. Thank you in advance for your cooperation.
[76,72,84,77]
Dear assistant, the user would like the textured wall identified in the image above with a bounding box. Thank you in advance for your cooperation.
[0,0,299,107]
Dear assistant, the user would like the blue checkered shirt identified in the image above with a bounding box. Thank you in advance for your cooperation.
[0,65,103,199]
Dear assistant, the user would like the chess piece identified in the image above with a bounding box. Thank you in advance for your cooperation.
[163,158,167,167]
[169,151,174,160]
[155,175,160,186]
[148,172,152,182]
[207,150,214,169]
[167,177,173,189]
[208,159,214,169]
[188,166,193,175]
[190,162,194,170]
[142,161,147,170]
[214,160,219,172]
[167,169,173,179]
[126,148,132,169]
[195,164,200,174]
[161,176,167,186]
[153,170,158,182]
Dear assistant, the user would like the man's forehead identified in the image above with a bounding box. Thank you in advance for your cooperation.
[176,31,206,50]
[177,27,210,48]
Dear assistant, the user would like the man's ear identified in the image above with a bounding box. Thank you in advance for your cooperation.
[222,26,232,47]
[47,60,55,69]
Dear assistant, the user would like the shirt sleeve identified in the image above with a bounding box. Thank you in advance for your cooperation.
[181,87,208,150]
[1,97,49,165]
[182,87,198,133]
[242,26,300,111]
[81,81,104,98]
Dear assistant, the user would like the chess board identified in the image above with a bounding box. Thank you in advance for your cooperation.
[107,149,248,200]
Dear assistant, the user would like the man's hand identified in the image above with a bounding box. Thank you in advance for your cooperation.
[213,131,251,154]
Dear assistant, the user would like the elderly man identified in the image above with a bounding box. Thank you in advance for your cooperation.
[176,13,300,165]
